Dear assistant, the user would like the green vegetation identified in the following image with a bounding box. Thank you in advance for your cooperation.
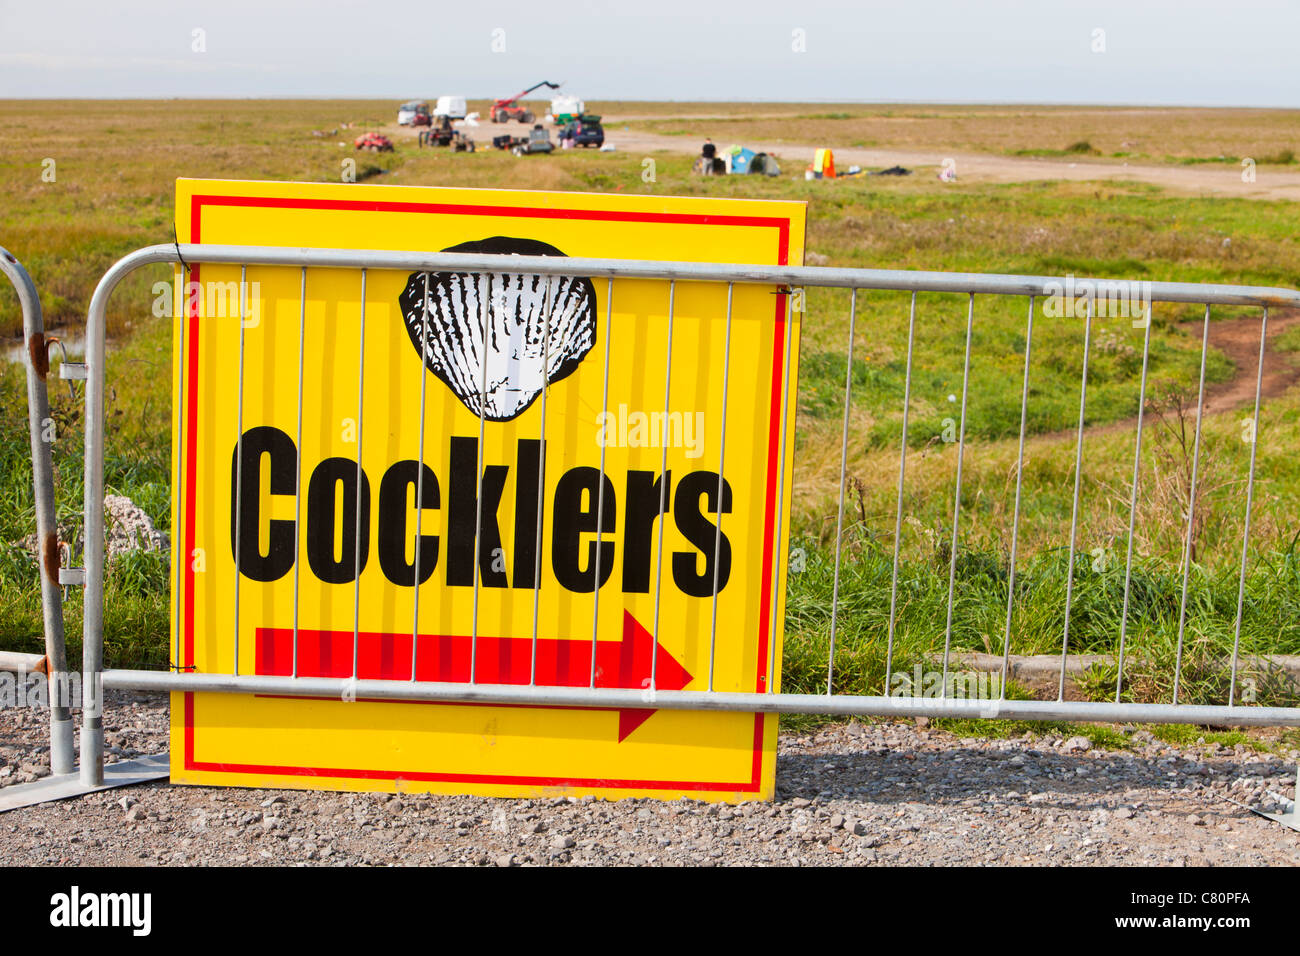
[2,100,1299,725]
[1011,141,1100,157]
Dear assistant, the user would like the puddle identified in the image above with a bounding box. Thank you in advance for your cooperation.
[2,329,85,366]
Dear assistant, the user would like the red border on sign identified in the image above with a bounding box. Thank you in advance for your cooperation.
[181,193,793,793]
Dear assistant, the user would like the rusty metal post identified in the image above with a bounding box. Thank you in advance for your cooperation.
[0,246,75,775]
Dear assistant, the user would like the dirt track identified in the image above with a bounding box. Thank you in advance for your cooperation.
[1197,311,1300,416]
[1025,310,1300,448]
[393,111,1300,200]
[597,120,1300,200]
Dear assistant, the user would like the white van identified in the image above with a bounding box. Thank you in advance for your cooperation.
[434,96,468,119]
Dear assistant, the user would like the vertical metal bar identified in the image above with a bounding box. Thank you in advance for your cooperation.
[1,247,74,774]
[1173,304,1212,704]
[81,264,112,786]
[1115,305,1154,702]
[708,282,735,692]
[766,289,796,690]
[292,267,306,679]
[232,265,247,677]
[940,294,976,697]
[591,277,614,688]
[999,295,1034,699]
[826,289,858,696]
[651,280,676,690]
[1058,296,1094,701]
[351,269,367,680]
[470,273,493,685]
[410,272,432,681]
[884,292,917,694]
[172,266,188,684]
[530,276,554,686]
[1229,308,1267,706]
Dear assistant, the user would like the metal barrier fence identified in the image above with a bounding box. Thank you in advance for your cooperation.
[0,246,75,775]
[40,244,1300,785]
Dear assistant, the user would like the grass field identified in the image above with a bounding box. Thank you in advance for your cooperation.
[2,99,1298,710]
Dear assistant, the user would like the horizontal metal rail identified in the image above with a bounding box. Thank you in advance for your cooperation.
[75,241,1300,790]
[99,669,1300,727]
[101,242,1300,308]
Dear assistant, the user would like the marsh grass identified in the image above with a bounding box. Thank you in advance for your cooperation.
[2,99,1299,707]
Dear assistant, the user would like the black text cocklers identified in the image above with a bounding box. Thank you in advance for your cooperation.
[230,426,733,597]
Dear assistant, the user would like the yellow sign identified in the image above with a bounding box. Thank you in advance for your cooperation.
[169,179,805,800]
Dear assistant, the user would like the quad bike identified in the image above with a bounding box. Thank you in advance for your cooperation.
[354,132,394,152]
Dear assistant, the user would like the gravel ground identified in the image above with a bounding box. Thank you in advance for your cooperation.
[1,691,1297,866]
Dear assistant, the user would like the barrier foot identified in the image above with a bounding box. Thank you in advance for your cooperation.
[1249,766,1300,834]
[0,752,168,813]
[49,713,75,776]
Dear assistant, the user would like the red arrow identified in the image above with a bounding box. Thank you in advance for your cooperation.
[254,610,692,742]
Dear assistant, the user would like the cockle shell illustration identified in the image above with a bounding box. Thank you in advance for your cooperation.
[398,237,598,422]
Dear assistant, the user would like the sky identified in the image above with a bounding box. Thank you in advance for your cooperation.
[1,0,1298,106]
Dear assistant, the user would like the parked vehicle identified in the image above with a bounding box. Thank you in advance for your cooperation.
[355,132,394,152]
[434,96,467,120]
[419,116,475,151]
[491,80,560,123]
[550,94,585,124]
[561,114,604,148]
[397,101,430,126]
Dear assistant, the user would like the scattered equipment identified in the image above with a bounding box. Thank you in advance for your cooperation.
[805,148,836,179]
[723,146,781,176]
[491,80,561,123]
[510,125,555,156]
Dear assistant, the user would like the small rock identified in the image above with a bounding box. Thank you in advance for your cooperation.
[551,835,575,850]
[1062,736,1091,754]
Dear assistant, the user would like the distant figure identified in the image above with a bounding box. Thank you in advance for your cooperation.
[698,139,721,175]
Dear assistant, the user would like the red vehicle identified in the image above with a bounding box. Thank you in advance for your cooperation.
[490,80,560,123]
[354,132,394,152]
